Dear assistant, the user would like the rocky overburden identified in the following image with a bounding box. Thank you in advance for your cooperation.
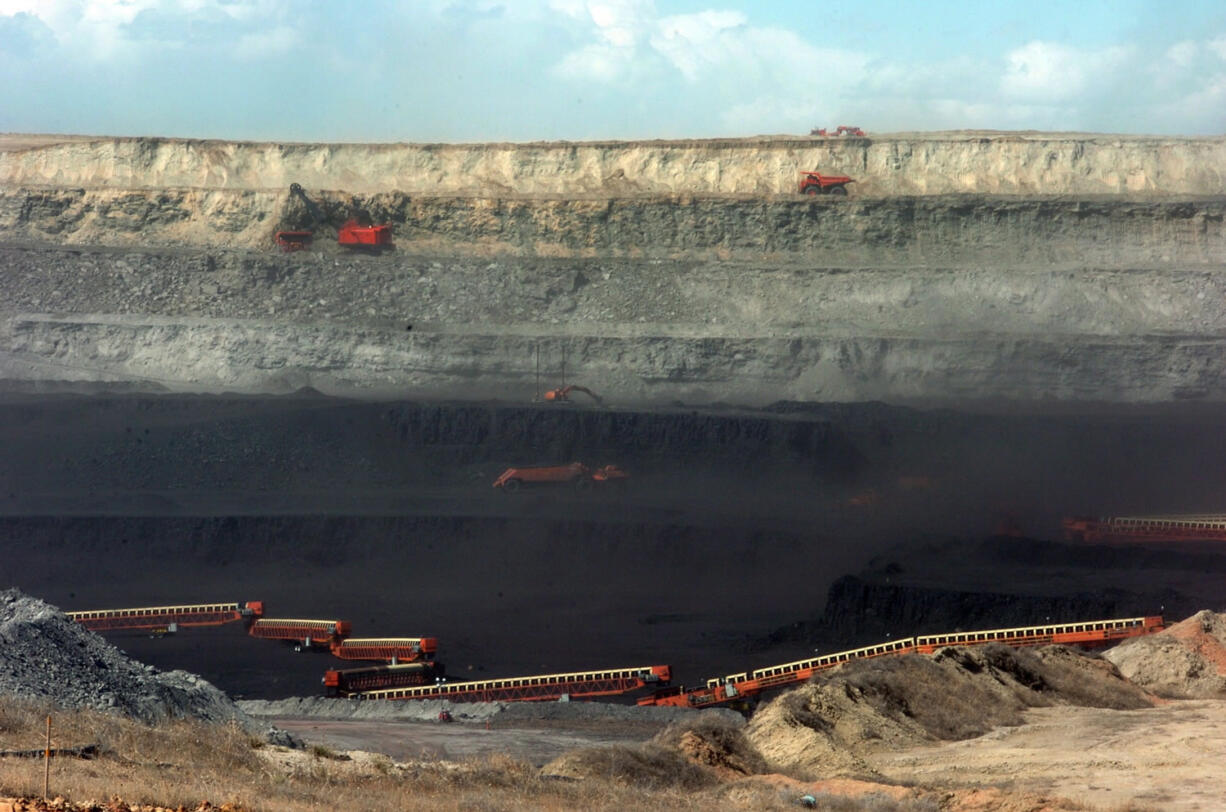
[0,588,285,742]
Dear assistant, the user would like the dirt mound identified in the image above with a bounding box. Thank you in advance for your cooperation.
[1104,610,1226,698]
[745,645,1151,779]
[540,715,765,789]
[650,716,768,780]
[0,589,285,744]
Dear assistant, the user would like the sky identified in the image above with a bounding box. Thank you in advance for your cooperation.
[1,0,1224,142]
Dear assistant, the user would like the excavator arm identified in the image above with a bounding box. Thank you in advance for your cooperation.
[544,385,603,405]
[289,183,326,228]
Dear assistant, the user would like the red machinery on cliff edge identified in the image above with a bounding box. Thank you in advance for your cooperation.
[811,125,866,136]
[275,183,392,252]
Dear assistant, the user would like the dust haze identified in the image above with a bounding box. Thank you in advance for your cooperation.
[1,130,1224,704]
[2,391,1224,698]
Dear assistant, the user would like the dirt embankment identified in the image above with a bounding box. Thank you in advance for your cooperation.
[533,626,1226,810]
[1105,610,1226,697]
[3,133,1224,196]
[745,644,1152,777]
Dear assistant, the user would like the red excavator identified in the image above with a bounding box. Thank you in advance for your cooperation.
[810,125,866,136]
[275,183,392,252]
[543,384,603,405]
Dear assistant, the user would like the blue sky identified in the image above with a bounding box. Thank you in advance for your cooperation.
[1,0,1224,141]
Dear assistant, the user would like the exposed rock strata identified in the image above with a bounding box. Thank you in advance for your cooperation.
[1,133,1223,404]
[1,189,1222,258]
[3,133,1224,196]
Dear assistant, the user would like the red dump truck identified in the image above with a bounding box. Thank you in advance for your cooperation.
[798,171,855,196]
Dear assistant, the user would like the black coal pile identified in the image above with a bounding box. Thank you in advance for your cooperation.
[0,588,287,742]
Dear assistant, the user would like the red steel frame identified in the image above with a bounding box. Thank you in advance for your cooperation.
[330,637,438,662]
[249,618,352,646]
[324,662,441,695]
[640,615,1164,708]
[68,601,264,632]
[911,615,1163,653]
[359,665,671,703]
[1064,515,1226,543]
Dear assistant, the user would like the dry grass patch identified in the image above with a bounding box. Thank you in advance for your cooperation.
[0,699,785,811]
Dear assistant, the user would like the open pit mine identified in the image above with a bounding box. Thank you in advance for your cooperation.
[2,133,1226,810]
[1,132,1224,402]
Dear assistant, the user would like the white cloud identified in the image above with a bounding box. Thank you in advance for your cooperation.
[0,0,290,60]
[555,42,634,82]
[233,23,297,60]
[547,0,659,81]
[547,1,874,135]
[1000,41,1132,103]
[1209,36,1226,61]
[551,0,653,47]
[650,10,746,80]
[1156,72,1226,125]
[1165,40,1197,68]
[588,0,650,48]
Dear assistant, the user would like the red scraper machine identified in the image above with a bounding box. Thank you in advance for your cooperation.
[338,219,393,248]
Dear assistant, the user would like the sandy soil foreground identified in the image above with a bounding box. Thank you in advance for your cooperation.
[265,699,1226,809]
[869,699,1226,811]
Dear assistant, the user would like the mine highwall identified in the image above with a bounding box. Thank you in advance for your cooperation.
[7,318,1224,402]
[3,238,1226,402]
[2,133,1225,405]
[2,134,1225,196]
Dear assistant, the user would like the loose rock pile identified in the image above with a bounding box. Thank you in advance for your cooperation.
[0,588,276,740]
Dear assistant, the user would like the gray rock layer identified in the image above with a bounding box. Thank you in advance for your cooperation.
[0,588,290,744]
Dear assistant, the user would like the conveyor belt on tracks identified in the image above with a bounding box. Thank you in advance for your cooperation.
[68,601,263,631]
[358,664,671,703]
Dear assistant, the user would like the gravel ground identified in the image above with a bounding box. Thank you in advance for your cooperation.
[239,695,741,725]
